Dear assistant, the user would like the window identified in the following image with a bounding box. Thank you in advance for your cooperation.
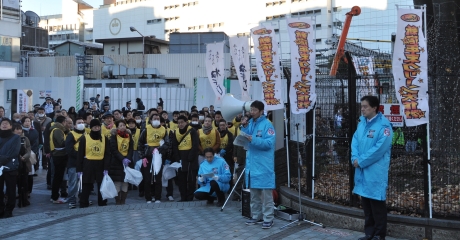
[315,24,322,29]
[315,39,321,43]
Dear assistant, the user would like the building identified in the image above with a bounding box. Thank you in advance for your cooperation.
[52,40,103,56]
[39,0,95,48]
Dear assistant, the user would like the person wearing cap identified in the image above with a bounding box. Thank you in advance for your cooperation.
[100,96,110,112]
[77,119,111,207]
[109,119,133,205]
[138,114,170,203]
[33,104,41,114]
[89,97,98,109]
[101,111,116,139]
[42,97,54,115]
[122,101,132,112]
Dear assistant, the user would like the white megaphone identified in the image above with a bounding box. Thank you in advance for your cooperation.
[221,93,253,121]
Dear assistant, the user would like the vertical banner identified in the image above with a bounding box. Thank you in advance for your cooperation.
[76,75,84,110]
[17,89,32,113]
[286,17,316,114]
[229,36,251,101]
[251,25,284,110]
[352,56,377,100]
[392,9,429,126]
[205,42,226,103]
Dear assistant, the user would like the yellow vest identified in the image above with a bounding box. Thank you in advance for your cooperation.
[70,131,84,151]
[85,127,91,134]
[212,120,219,130]
[50,128,67,151]
[146,125,166,147]
[198,128,217,149]
[102,125,115,139]
[232,117,241,129]
[169,121,178,132]
[220,133,228,149]
[117,134,130,157]
[85,135,106,160]
[131,128,140,151]
[175,126,192,150]
[228,126,236,136]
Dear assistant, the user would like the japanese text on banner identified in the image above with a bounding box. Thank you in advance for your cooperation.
[286,18,316,114]
[392,9,429,126]
[229,37,251,101]
[205,42,226,102]
[251,26,284,110]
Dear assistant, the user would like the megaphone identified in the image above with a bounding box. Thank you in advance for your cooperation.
[221,93,253,121]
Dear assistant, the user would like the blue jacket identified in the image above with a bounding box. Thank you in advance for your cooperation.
[351,113,393,201]
[242,115,275,189]
[195,156,231,195]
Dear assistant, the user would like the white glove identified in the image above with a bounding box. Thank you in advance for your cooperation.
[212,175,219,181]
[198,176,204,182]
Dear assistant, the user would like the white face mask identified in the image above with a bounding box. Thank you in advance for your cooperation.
[38,113,45,118]
[14,119,20,122]
[198,116,204,120]
[76,123,85,131]
[191,121,199,125]
[152,120,160,127]
[135,119,142,124]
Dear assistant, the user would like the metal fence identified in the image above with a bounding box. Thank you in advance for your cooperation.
[290,46,460,218]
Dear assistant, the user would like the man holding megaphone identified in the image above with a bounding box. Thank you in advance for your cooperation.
[242,100,276,229]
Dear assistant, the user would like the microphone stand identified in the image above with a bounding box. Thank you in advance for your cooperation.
[280,123,324,229]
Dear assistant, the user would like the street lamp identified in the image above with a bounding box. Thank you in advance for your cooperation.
[130,26,145,76]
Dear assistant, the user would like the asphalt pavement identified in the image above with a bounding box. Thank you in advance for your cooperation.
[0,168,406,239]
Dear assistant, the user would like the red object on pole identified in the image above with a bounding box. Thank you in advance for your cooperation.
[329,6,361,76]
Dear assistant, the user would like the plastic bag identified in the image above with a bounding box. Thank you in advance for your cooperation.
[0,166,9,176]
[77,174,82,193]
[100,174,118,200]
[124,165,143,186]
[135,159,142,171]
[152,148,162,175]
[29,151,37,165]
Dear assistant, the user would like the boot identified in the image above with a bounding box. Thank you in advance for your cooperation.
[120,191,128,205]
[115,192,121,205]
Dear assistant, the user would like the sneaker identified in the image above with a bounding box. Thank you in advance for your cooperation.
[146,201,152,204]
[168,196,174,201]
[155,200,161,203]
[262,221,274,229]
[245,218,263,225]
[52,198,68,204]
[68,203,76,209]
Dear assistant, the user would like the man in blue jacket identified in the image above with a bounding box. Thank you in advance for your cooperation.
[352,96,393,240]
[242,100,276,229]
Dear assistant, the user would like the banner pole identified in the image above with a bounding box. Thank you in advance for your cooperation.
[311,15,317,199]
[422,4,432,219]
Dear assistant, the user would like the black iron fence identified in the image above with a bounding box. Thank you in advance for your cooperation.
[288,48,460,218]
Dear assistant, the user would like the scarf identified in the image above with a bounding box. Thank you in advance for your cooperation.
[117,130,129,138]
[202,125,213,134]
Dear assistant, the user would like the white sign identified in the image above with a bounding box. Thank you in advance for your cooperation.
[251,25,284,110]
[392,8,429,126]
[286,17,316,114]
[229,37,251,101]
[2,0,20,10]
[352,56,374,76]
[17,89,32,113]
[205,42,226,102]
[379,104,404,127]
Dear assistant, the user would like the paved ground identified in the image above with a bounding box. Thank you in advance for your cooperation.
[1,168,406,239]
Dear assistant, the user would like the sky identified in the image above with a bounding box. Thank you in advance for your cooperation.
[21,0,102,16]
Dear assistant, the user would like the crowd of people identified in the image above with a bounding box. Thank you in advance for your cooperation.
[0,95,277,229]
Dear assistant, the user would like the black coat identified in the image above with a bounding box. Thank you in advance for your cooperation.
[109,130,133,182]
[171,126,199,172]
[76,134,111,184]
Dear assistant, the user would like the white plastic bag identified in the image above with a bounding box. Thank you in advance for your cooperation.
[152,148,162,175]
[124,165,143,186]
[135,159,142,171]
[77,174,82,193]
[29,151,37,165]
[0,166,9,176]
[100,174,118,200]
